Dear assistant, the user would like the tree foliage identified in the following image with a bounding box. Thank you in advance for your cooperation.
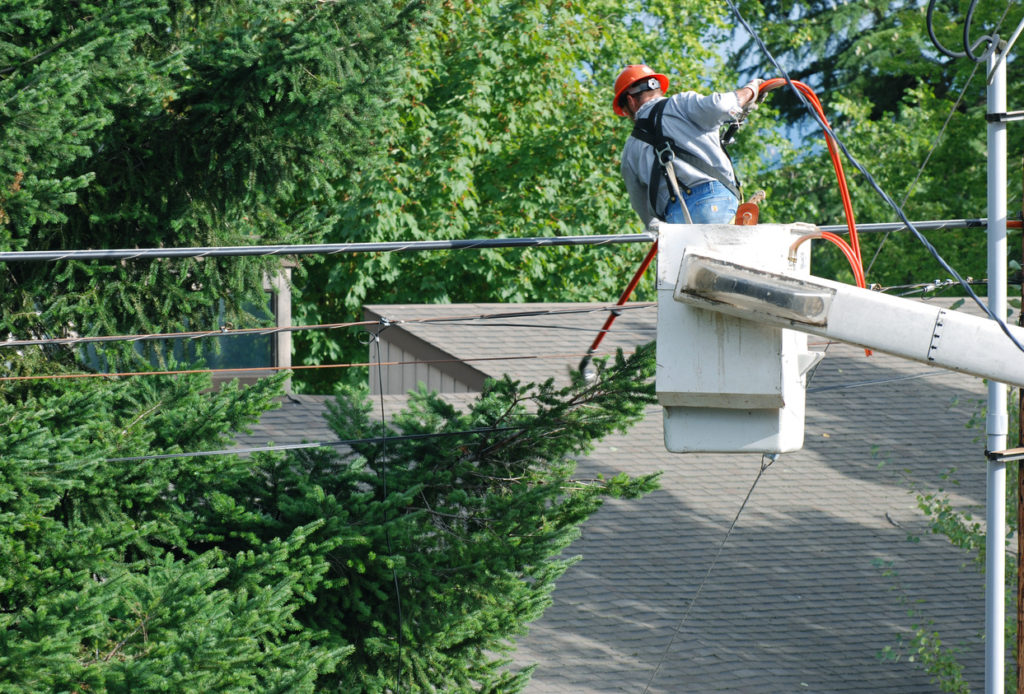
[728,0,1024,288]
[1,0,430,362]
[292,0,737,391]
[878,398,1019,692]
[1,345,659,692]
[0,372,348,692]
[229,343,659,691]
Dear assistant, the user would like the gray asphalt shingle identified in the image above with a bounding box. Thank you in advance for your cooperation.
[242,300,1004,692]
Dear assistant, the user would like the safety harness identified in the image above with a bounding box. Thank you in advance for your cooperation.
[630,98,742,220]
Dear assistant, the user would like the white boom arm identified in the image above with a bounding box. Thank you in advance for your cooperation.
[674,248,1024,388]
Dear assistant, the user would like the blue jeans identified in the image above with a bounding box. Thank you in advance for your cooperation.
[664,180,738,224]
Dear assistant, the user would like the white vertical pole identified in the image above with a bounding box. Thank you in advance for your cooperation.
[986,44,1009,694]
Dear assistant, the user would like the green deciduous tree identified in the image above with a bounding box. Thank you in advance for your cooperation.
[728,0,1024,288]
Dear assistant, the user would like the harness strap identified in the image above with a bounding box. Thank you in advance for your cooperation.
[631,99,742,216]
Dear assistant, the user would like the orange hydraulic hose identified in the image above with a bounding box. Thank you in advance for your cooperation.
[759,78,865,279]
[790,230,870,356]
[789,232,865,288]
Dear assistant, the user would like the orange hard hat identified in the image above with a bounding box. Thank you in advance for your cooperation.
[612,65,669,117]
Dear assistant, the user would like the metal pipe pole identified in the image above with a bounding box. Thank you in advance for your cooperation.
[987,44,1009,694]
[1017,155,1023,694]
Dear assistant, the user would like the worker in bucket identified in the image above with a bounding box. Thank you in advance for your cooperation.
[614,64,762,226]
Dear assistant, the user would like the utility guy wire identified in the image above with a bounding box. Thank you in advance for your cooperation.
[0,303,655,350]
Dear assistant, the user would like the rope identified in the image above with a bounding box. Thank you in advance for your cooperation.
[641,454,777,693]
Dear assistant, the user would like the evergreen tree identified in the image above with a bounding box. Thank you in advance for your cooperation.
[1,0,434,361]
[208,344,661,692]
[1,345,660,692]
[0,372,349,692]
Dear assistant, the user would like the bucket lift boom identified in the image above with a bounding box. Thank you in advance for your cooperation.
[655,223,1024,453]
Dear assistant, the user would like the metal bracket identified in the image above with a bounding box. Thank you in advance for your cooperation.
[986,448,1024,463]
[985,110,1024,122]
[926,309,946,362]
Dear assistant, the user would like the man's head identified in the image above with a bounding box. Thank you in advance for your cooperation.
[612,65,669,119]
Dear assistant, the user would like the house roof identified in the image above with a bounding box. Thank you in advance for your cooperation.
[242,298,1005,692]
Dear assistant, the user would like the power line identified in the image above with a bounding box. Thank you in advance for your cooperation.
[864,60,985,276]
[0,303,655,351]
[99,357,978,463]
[0,320,377,349]
[0,233,655,263]
[0,351,623,383]
[0,219,1014,266]
[104,412,640,464]
[820,217,1021,235]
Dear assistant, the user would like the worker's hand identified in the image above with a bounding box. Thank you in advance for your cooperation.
[739,78,764,108]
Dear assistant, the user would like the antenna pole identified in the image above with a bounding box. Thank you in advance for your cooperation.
[1017,154,1023,694]
[986,43,1009,694]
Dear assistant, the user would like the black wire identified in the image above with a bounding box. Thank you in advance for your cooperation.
[926,0,1002,61]
[411,303,655,325]
[723,0,1024,355]
[0,232,656,263]
[1,304,656,351]
[370,322,404,691]
[865,60,984,276]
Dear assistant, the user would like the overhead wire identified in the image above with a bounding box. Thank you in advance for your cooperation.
[722,0,1024,355]
[96,342,982,464]
[0,303,655,351]
[823,217,1023,234]
[0,232,656,263]
[0,351,624,383]
[864,59,984,277]
[103,412,654,464]
[0,217,1008,268]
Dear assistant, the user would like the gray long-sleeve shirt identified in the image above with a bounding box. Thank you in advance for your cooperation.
[620,90,745,225]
